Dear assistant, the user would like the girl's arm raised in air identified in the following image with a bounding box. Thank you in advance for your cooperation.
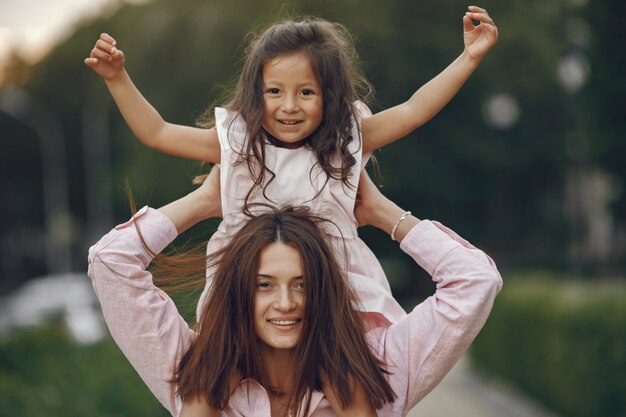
[84,33,220,163]
[361,6,498,154]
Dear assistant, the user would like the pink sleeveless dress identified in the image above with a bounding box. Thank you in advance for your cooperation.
[196,101,406,327]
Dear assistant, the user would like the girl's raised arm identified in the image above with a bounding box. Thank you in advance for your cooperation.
[361,6,498,154]
[85,33,220,163]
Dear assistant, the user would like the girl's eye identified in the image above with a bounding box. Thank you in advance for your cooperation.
[266,88,280,95]
[301,89,315,96]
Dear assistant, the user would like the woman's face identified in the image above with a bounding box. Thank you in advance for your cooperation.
[254,241,305,353]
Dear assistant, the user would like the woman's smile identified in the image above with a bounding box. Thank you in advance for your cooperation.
[254,242,305,352]
[268,318,300,326]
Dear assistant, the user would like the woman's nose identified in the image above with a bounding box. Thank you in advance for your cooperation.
[273,287,296,311]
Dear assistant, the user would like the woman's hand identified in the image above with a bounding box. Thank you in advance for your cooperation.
[84,33,125,81]
[463,6,498,61]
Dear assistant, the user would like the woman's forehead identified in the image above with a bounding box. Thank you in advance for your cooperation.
[257,242,303,279]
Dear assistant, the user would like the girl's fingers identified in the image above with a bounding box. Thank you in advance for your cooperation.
[99,33,117,46]
[468,5,487,13]
[91,47,112,62]
[86,33,120,70]
[462,15,475,32]
[112,49,124,61]
[465,12,494,26]
[96,39,117,54]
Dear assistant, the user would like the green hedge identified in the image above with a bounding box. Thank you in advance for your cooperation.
[471,274,626,417]
[0,322,170,417]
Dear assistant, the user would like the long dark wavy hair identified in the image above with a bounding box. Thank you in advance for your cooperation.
[151,207,395,416]
[198,18,374,208]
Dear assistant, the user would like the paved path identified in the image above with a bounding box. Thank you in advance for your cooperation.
[407,355,558,417]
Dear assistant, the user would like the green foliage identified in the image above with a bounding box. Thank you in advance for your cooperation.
[2,0,594,278]
[0,322,170,417]
[471,274,626,417]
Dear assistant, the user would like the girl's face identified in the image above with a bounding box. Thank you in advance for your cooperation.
[254,241,305,354]
[262,51,323,149]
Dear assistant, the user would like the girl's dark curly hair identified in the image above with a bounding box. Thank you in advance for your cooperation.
[198,18,373,210]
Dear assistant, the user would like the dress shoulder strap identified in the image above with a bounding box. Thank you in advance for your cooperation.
[214,107,248,154]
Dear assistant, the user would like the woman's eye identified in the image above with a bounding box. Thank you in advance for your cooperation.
[294,281,305,290]
[257,281,271,289]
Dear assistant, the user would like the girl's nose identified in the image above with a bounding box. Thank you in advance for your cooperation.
[280,94,298,112]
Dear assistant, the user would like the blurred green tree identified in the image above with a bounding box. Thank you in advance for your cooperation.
[1,0,624,296]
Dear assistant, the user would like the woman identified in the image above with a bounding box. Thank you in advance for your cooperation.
[88,167,502,416]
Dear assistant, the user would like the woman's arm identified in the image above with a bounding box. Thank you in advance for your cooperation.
[355,171,502,414]
[388,219,502,414]
[85,33,220,163]
[361,6,498,154]
[87,167,222,416]
[88,208,190,415]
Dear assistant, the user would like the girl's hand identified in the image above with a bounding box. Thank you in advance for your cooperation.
[194,165,223,220]
[84,33,125,81]
[463,6,498,61]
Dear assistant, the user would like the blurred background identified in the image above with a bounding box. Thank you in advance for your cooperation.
[1,0,624,416]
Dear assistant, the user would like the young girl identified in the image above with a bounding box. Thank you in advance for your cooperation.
[85,6,497,416]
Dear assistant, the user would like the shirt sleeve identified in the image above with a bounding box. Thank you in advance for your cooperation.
[87,206,193,416]
[371,219,503,415]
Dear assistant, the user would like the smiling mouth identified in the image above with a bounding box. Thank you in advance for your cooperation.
[278,119,303,125]
[269,319,299,326]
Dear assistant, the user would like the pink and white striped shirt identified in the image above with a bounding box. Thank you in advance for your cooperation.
[87,207,502,416]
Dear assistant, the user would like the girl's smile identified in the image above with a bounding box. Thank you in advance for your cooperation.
[262,51,323,149]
